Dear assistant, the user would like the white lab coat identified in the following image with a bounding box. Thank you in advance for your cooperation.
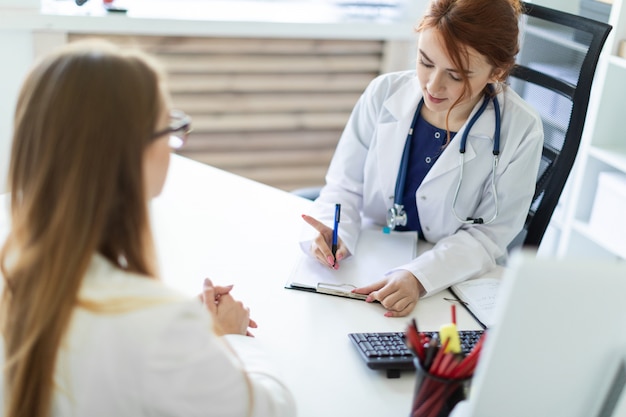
[302,70,543,295]
[0,254,296,417]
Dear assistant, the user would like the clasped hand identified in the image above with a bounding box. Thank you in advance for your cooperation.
[200,278,258,336]
[302,214,425,317]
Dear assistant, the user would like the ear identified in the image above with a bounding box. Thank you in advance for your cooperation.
[489,68,505,83]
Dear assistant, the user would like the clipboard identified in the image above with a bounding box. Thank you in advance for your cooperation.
[285,228,417,300]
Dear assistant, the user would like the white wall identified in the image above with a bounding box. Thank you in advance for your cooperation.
[0,31,35,194]
[530,0,579,14]
[0,0,38,6]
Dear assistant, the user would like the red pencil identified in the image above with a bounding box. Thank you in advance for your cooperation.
[406,322,424,361]
[450,334,485,378]
[451,304,457,325]
[428,338,449,374]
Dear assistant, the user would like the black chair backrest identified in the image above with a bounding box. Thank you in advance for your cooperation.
[508,2,611,249]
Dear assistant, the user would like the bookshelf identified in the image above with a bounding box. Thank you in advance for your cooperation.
[534,0,626,260]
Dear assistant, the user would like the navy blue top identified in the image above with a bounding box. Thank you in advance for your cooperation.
[395,114,456,236]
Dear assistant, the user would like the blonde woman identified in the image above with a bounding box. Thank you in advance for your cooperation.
[0,40,295,417]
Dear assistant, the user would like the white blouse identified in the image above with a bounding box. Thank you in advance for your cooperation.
[1,254,296,417]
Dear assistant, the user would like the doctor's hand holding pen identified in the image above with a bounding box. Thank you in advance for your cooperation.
[302,208,426,317]
[302,211,347,270]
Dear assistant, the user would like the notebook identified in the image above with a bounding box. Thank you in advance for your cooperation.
[455,252,626,417]
[285,227,417,299]
[448,268,504,328]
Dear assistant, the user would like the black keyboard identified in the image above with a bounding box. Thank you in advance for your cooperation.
[348,330,484,378]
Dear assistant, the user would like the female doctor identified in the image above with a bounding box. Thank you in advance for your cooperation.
[301,0,544,317]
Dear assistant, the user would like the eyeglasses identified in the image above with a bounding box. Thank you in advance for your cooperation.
[151,110,193,150]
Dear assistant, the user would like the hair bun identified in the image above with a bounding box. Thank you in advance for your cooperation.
[508,0,524,16]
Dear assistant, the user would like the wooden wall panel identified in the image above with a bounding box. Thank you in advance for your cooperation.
[69,34,388,191]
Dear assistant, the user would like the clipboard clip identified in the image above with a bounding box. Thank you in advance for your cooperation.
[316,282,368,300]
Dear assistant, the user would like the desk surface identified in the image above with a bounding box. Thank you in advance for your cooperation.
[0,154,480,416]
[150,155,481,416]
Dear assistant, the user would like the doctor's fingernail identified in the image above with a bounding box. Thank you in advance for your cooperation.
[327,255,334,265]
[365,296,373,303]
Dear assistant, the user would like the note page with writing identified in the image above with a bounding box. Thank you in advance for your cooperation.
[449,267,504,328]
[286,228,417,300]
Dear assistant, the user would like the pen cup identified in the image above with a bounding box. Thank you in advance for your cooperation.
[410,358,472,417]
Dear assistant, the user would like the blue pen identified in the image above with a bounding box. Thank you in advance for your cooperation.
[332,203,341,266]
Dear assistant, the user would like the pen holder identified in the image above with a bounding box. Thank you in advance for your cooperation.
[410,357,471,417]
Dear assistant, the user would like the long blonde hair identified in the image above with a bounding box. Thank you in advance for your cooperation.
[0,40,164,417]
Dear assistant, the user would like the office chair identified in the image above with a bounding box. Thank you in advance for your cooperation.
[292,2,611,250]
[506,2,611,248]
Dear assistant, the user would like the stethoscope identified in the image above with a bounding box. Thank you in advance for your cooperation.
[386,87,501,230]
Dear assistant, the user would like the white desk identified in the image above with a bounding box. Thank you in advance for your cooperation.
[9,154,626,416]
[0,154,481,416]
[149,155,481,417]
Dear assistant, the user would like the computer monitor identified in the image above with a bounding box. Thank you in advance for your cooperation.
[455,252,626,417]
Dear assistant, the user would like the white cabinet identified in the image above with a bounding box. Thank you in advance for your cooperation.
[539,0,626,260]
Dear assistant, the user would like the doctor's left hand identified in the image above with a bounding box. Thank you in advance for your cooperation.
[353,270,426,317]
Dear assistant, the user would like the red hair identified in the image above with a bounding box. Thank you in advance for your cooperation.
[416,0,523,102]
